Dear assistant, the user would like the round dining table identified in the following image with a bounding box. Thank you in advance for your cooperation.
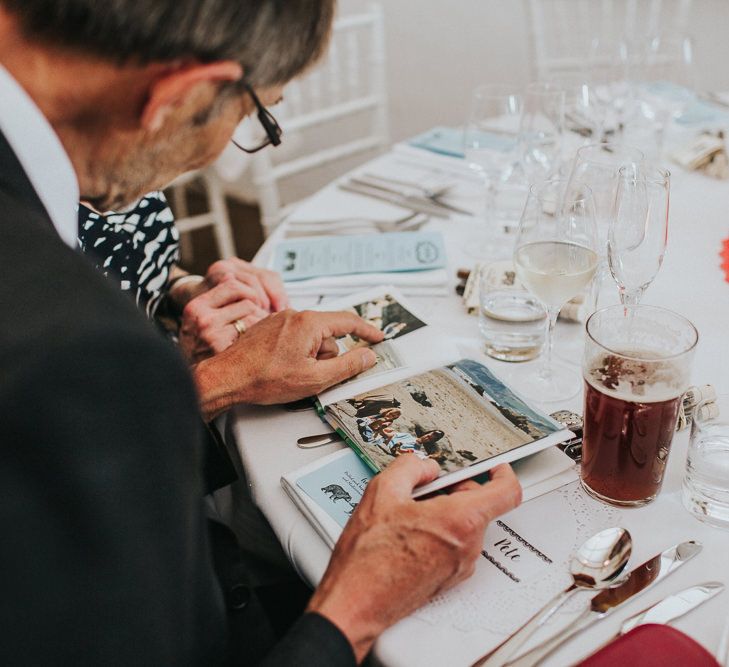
[225,139,729,666]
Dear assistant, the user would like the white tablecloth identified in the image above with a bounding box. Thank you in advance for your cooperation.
[228,147,729,666]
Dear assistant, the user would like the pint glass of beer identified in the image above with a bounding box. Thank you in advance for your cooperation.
[581,305,698,506]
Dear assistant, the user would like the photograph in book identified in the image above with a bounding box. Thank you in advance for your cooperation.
[336,340,405,385]
[337,293,426,351]
[326,358,560,473]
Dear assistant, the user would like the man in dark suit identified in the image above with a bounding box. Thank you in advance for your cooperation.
[0,1,521,664]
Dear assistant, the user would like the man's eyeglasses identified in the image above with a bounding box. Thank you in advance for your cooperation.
[231,82,283,154]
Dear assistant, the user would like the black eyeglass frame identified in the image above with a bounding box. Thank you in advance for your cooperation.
[231,82,283,154]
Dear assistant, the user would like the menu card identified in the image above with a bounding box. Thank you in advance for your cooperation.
[271,231,446,282]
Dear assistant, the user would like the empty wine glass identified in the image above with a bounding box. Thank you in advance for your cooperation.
[463,84,523,256]
[566,143,645,251]
[634,32,695,156]
[549,76,605,144]
[588,37,638,138]
[566,144,645,300]
[609,164,670,306]
[513,179,599,401]
[519,82,565,185]
[553,143,645,364]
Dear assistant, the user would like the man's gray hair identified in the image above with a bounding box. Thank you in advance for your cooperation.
[1,0,336,87]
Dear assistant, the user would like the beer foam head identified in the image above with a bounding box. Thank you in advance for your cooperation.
[585,351,687,403]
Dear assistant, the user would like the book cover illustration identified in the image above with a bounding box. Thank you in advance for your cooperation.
[326,358,560,474]
[295,451,375,529]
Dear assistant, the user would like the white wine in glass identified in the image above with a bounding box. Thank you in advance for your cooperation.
[513,180,598,402]
[515,241,599,307]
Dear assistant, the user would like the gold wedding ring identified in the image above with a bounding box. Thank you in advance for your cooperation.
[233,319,247,336]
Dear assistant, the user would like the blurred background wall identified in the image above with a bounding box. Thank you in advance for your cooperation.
[343,0,729,142]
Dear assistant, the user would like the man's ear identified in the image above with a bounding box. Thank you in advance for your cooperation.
[141,61,243,132]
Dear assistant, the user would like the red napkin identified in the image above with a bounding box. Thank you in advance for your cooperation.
[577,624,720,667]
[721,238,729,282]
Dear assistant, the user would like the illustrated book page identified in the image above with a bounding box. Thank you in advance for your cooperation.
[322,357,573,498]
[281,447,577,549]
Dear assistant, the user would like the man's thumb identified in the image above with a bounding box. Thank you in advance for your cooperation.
[316,347,377,387]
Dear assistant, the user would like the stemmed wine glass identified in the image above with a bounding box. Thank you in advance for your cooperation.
[519,82,565,185]
[564,143,645,305]
[463,84,522,256]
[609,164,670,306]
[588,37,639,137]
[635,32,695,156]
[514,180,599,401]
[549,76,605,145]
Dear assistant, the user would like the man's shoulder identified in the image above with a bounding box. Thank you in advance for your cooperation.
[0,189,158,350]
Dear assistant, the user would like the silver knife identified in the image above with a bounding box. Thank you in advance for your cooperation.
[503,540,703,667]
[338,182,450,218]
[354,174,474,216]
[578,581,724,662]
[618,581,724,634]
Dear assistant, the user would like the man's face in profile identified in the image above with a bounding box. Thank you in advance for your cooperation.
[91,80,284,211]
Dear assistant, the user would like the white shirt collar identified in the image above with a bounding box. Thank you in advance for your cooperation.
[0,64,79,248]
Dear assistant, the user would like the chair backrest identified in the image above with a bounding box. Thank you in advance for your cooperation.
[525,0,693,81]
[251,3,389,235]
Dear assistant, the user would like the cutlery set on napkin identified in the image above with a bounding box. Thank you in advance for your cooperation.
[339,172,473,217]
[472,538,723,667]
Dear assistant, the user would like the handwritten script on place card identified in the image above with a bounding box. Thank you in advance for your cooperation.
[481,520,554,584]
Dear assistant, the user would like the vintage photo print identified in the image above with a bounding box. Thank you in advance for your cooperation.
[337,341,405,385]
[338,293,427,351]
[327,359,559,473]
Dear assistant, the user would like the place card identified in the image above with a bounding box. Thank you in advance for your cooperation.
[414,482,622,638]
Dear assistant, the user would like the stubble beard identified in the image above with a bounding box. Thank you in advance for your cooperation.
[80,143,183,212]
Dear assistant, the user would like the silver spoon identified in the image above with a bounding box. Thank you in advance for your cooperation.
[472,527,632,667]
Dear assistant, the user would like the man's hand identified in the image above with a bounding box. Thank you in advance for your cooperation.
[205,257,288,312]
[307,457,522,662]
[193,309,384,419]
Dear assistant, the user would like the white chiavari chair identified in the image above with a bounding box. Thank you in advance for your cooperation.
[525,0,693,81]
[170,3,390,257]
[250,3,390,236]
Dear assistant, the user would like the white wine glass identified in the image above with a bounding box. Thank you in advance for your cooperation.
[463,84,522,256]
[514,179,599,401]
[609,164,670,306]
[519,82,565,186]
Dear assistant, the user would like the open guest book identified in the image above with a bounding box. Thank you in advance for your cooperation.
[281,287,577,543]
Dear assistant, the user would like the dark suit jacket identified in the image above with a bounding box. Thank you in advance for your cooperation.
[0,131,355,666]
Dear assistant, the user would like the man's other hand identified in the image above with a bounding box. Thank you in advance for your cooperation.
[193,309,384,419]
[307,458,522,662]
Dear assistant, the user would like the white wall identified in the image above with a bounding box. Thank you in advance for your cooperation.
[342,0,729,143]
